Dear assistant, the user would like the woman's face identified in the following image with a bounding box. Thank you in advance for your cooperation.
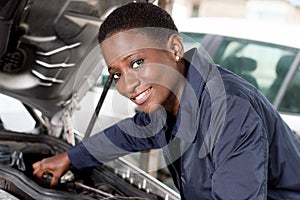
[101,29,185,115]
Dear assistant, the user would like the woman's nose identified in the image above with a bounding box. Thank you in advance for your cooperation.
[121,69,140,94]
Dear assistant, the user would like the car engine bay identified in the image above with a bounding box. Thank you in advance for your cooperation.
[0,130,179,200]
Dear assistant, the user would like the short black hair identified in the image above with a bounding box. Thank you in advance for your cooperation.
[98,2,178,45]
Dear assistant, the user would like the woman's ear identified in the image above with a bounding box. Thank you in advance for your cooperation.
[167,34,184,61]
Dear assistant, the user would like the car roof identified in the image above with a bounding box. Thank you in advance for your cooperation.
[175,17,300,49]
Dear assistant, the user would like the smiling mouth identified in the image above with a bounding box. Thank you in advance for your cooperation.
[131,87,152,105]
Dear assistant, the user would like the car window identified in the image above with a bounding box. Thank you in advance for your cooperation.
[181,33,300,115]
[279,62,300,114]
[212,37,298,103]
[180,32,205,51]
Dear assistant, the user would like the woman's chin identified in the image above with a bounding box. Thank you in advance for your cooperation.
[140,104,165,114]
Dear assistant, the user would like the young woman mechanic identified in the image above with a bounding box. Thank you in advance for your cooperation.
[32,2,300,199]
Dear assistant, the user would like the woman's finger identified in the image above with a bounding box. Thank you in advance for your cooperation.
[50,175,60,188]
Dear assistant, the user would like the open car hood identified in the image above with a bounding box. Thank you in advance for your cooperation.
[0,0,108,120]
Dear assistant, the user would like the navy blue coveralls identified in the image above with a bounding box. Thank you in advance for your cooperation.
[68,48,300,199]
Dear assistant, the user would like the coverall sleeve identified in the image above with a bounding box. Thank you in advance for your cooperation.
[68,111,165,169]
[211,97,269,200]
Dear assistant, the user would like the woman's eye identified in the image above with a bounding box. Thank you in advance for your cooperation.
[113,71,121,80]
[132,59,144,69]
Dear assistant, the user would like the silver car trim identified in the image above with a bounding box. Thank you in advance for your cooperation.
[22,35,57,42]
[36,42,81,56]
[31,69,64,84]
[36,60,75,68]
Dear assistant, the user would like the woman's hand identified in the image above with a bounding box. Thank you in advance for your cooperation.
[32,152,71,188]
